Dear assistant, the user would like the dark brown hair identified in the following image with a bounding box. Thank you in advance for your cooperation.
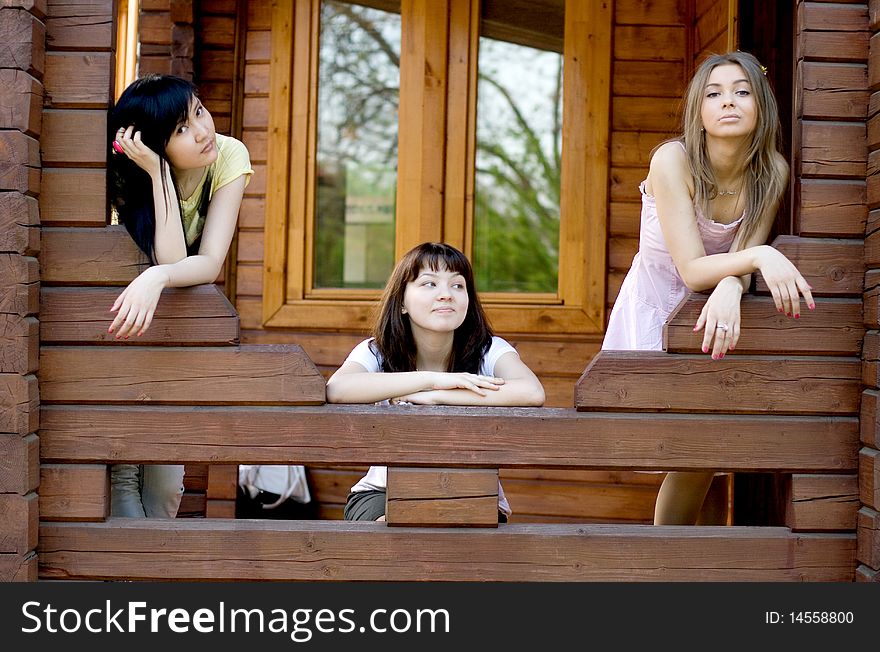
[371,243,493,373]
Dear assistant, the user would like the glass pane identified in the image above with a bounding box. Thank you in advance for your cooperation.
[473,0,564,294]
[314,0,401,289]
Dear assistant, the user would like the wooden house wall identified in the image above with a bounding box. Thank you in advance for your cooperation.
[227,0,697,524]
[861,0,880,582]
[0,0,43,582]
[694,0,733,65]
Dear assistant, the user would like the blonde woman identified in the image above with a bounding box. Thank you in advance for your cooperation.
[601,52,814,525]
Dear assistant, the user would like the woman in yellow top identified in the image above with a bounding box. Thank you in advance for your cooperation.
[107,74,253,518]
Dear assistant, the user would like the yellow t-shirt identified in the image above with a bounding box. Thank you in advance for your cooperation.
[180,133,254,247]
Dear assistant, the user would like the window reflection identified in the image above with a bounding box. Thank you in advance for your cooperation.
[473,0,564,294]
[314,0,401,289]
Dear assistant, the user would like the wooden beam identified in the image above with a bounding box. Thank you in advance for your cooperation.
[0,314,38,374]
[664,294,862,355]
[40,345,326,405]
[40,286,239,345]
[37,520,856,581]
[41,226,148,285]
[861,448,880,510]
[0,492,37,553]
[0,551,37,582]
[576,352,860,415]
[857,507,880,569]
[784,474,859,531]
[755,236,864,296]
[39,405,858,471]
[0,373,38,434]
[387,468,498,527]
[0,433,38,494]
[39,464,109,522]
[0,192,39,256]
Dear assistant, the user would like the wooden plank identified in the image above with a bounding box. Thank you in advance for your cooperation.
[39,405,859,472]
[857,506,880,568]
[0,7,45,76]
[861,448,880,510]
[43,51,111,108]
[871,32,880,91]
[0,192,39,255]
[38,463,108,522]
[0,373,38,434]
[205,499,235,518]
[37,520,857,581]
[0,131,40,194]
[784,473,859,531]
[612,61,684,97]
[862,269,880,328]
[694,0,728,54]
[41,110,107,166]
[610,166,647,203]
[39,168,107,225]
[664,294,863,355]
[615,0,684,26]
[861,390,880,448]
[40,285,239,345]
[0,492,37,553]
[0,550,37,582]
[40,344,326,404]
[41,226,148,285]
[386,468,499,527]
[0,314,38,374]
[0,433,38,494]
[501,476,657,522]
[207,464,238,500]
[612,96,679,131]
[860,331,880,387]
[754,236,864,296]
[800,121,866,179]
[798,17,869,62]
[0,254,38,316]
[800,2,869,34]
[0,69,42,136]
[576,352,860,415]
[614,25,685,61]
[800,61,868,120]
[798,179,866,237]
[610,133,669,168]
[45,0,113,50]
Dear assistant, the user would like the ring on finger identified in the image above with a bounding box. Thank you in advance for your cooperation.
[716,323,728,331]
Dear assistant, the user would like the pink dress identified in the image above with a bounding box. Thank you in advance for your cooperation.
[602,180,742,351]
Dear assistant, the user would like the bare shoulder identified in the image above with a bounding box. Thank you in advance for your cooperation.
[772,150,789,179]
[646,140,693,196]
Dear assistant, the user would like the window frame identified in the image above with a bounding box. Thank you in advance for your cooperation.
[262,0,610,333]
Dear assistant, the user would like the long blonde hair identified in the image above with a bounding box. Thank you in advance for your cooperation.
[679,51,787,245]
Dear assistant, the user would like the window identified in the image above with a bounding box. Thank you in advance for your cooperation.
[264,0,610,333]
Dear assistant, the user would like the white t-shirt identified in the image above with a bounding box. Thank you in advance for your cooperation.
[345,335,518,516]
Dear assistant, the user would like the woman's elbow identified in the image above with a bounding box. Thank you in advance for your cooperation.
[526,384,545,407]
[325,381,342,403]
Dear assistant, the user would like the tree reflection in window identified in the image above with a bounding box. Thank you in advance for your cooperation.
[314,0,401,289]
[474,0,564,294]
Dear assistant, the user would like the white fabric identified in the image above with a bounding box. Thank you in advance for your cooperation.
[238,465,312,509]
[345,336,517,516]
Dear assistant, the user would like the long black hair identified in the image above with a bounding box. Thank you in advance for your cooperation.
[371,243,494,373]
[108,74,212,262]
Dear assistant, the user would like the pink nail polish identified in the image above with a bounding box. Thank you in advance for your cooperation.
[794,314,799,319]
[809,303,815,310]
[702,346,708,353]
[112,140,123,154]
[719,353,724,359]
[711,354,718,360]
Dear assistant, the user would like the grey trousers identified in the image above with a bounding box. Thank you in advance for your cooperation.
[110,464,184,518]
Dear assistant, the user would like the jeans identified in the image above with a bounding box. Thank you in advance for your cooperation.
[110,464,184,518]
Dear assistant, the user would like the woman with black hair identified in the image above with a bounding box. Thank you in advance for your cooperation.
[327,242,545,522]
[107,74,253,517]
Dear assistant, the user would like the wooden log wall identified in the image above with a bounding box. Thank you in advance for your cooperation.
[0,0,44,582]
[139,0,194,79]
[791,0,870,579]
[861,0,880,582]
[230,0,694,525]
